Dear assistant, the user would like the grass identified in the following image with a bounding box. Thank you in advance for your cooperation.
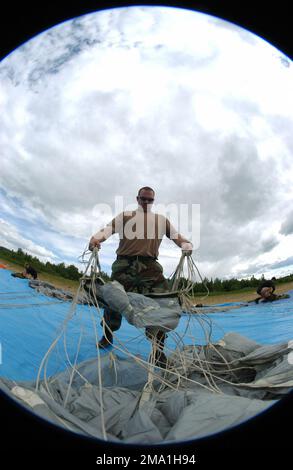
[193,286,257,297]
[2,256,293,305]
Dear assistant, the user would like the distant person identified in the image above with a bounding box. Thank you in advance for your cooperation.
[254,292,290,304]
[252,276,289,303]
[256,277,276,300]
[23,263,38,280]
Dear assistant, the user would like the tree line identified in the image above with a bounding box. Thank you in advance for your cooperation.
[1,245,292,290]
[189,273,293,294]
[172,272,293,294]
[0,246,110,282]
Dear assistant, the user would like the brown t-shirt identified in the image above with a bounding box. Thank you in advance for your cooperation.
[94,209,179,258]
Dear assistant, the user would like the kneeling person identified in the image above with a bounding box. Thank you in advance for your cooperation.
[23,263,38,280]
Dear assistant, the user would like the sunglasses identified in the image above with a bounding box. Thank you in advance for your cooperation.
[139,196,154,202]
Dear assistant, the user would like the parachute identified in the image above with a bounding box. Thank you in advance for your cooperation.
[0,251,293,444]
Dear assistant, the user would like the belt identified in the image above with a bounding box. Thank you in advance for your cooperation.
[117,255,157,261]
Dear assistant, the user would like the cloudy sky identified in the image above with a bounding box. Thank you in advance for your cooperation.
[0,5,292,280]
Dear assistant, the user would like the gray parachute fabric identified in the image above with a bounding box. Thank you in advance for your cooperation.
[100,280,182,332]
[1,330,292,444]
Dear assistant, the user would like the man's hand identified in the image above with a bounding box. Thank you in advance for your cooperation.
[181,242,193,256]
[89,236,101,251]
[182,250,192,256]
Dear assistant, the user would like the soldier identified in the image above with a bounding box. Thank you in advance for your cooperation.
[256,277,276,300]
[89,187,192,364]
[23,263,38,280]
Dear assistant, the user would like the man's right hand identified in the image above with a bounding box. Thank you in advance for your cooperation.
[89,237,101,251]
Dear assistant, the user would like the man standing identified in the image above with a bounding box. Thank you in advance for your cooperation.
[89,187,193,354]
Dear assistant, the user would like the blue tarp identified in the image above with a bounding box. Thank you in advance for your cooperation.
[1,267,293,381]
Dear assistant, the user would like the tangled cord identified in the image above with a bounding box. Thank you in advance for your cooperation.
[169,253,210,311]
[35,248,253,441]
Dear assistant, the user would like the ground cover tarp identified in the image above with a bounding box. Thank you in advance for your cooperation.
[0,268,293,443]
[1,268,293,381]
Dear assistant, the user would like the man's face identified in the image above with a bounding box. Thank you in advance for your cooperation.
[137,189,155,212]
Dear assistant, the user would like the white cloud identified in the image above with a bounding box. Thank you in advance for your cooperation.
[0,6,292,280]
[280,211,293,236]
[0,218,56,262]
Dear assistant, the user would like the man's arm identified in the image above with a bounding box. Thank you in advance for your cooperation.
[165,219,193,255]
[89,235,105,250]
[89,213,123,250]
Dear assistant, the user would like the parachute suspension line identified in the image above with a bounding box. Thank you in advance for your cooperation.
[34,245,253,438]
[65,247,108,439]
[89,253,222,394]
[81,250,204,398]
[167,254,238,392]
[138,338,157,408]
[63,325,84,408]
[169,253,210,312]
[91,310,108,441]
[35,251,95,394]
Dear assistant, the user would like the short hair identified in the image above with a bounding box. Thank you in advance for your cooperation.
[271,276,277,281]
[138,186,155,196]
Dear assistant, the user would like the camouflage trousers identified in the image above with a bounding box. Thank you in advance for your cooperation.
[102,255,169,334]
